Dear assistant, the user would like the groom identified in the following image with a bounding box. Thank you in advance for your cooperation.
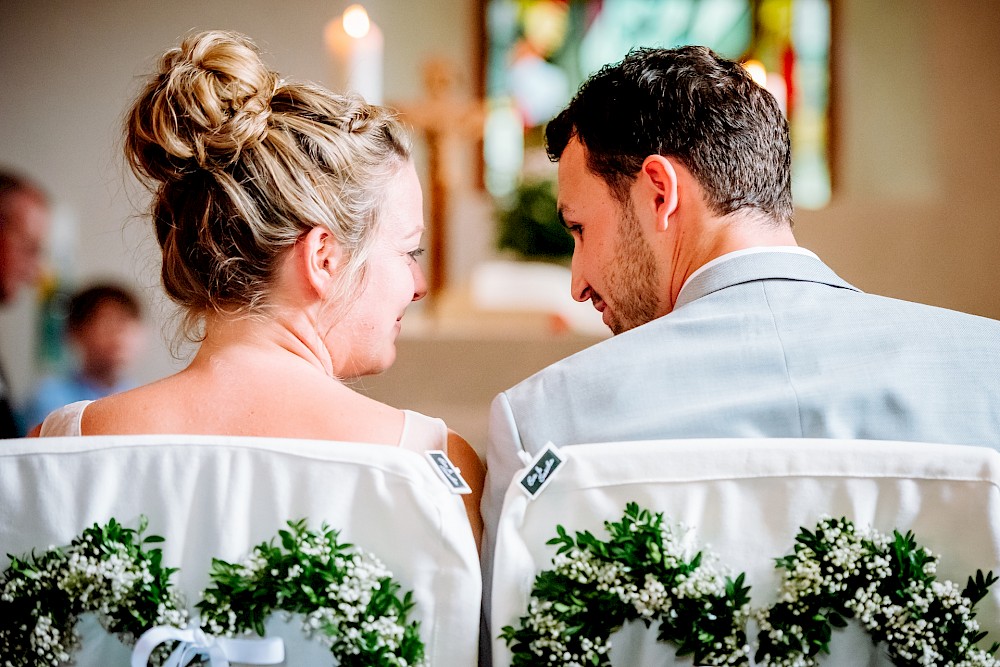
[481,45,1000,611]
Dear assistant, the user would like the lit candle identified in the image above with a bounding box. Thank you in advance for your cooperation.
[741,59,787,115]
[324,4,384,103]
[742,59,768,87]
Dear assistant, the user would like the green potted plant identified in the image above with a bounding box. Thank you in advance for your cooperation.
[495,179,573,263]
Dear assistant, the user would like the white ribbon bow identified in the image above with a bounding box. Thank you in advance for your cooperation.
[132,624,285,667]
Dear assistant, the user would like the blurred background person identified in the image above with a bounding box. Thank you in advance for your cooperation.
[0,170,51,438]
[22,283,146,432]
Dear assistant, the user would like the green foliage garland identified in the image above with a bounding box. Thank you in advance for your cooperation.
[0,517,187,667]
[198,518,426,667]
[2,518,427,667]
[502,505,1000,667]
[500,502,752,666]
[757,516,999,667]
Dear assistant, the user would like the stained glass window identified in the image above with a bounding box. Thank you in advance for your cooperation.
[484,0,831,208]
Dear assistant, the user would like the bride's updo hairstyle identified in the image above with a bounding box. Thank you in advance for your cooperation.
[125,30,411,337]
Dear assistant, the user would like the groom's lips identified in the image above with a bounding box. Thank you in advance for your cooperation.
[591,298,612,327]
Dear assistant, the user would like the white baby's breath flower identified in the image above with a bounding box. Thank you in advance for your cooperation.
[757,517,998,667]
[196,521,427,667]
[1,518,188,667]
[506,505,749,667]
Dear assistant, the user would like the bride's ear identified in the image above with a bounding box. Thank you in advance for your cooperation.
[300,225,344,297]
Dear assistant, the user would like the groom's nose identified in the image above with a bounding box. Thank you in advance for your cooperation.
[571,252,590,303]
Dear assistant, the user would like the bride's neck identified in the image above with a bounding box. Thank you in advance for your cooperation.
[192,310,337,377]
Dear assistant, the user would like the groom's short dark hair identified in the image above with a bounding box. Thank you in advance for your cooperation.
[545,45,793,226]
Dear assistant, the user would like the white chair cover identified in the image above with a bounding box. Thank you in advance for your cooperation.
[0,435,481,666]
[489,438,1000,666]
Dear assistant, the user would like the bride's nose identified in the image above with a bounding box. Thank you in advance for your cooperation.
[411,261,428,301]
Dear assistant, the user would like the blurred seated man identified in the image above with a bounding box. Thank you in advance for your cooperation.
[23,283,146,431]
[0,169,51,437]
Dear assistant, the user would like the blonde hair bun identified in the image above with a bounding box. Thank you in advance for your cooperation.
[124,30,411,339]
[128,30,277,181]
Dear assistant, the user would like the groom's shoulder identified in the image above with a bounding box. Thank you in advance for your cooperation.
[860,291,1000,334]
[502,323,657,400]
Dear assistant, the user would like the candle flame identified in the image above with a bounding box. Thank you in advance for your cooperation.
[742,59,767,87]
[342,4,371,39]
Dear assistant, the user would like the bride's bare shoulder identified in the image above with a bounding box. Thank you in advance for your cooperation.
[80,371,407,443]
[79,376,191,435]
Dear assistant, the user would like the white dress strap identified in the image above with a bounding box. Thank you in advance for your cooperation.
[38,400,92,437]
[399,410,449,454]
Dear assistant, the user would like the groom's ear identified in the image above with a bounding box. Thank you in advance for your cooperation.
[301,225,344,297]
[639,155,679,233]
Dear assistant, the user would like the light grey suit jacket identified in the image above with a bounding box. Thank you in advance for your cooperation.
[481,250,1000,620]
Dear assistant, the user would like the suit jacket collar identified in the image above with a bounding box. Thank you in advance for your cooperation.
[674,250,860,310]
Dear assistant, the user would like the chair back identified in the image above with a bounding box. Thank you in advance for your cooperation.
[490,438,1000,666]
[0,435,481,666]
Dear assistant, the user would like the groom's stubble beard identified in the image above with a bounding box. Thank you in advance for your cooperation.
[604,200,661,335]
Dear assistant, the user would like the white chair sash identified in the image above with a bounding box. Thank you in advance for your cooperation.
[489,437,1000,666]
[1,434,481,666]
[131,624,285,667]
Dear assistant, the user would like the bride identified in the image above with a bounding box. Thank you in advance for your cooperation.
[34,29,484,545]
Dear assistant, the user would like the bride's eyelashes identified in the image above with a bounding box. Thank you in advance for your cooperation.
[407,247,425,261]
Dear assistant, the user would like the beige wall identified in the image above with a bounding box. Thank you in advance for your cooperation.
[795,0,1000,318]
[2,0,999,442]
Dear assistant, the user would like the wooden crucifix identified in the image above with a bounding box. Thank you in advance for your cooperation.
[394,57,486,307]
